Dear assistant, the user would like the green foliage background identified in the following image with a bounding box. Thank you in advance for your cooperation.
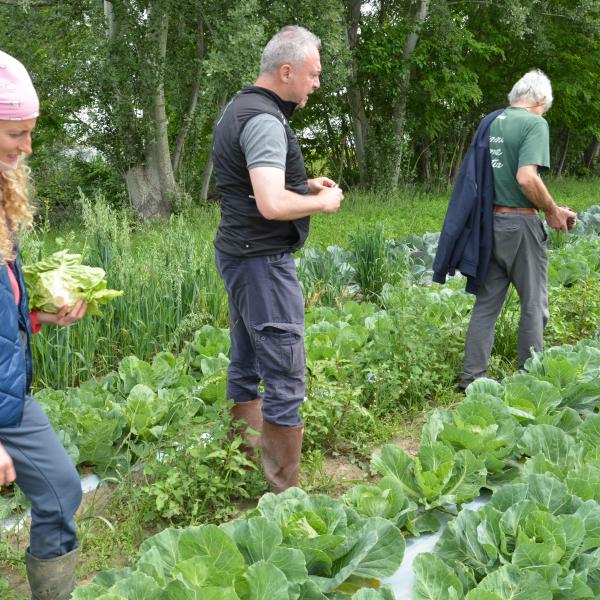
[2,0,600,215]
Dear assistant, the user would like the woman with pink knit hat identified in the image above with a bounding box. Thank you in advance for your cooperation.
[0,49,87,599]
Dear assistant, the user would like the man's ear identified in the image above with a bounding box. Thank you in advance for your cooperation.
[279,63,293,82]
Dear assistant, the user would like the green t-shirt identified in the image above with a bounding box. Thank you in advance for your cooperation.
[489,107,550,208]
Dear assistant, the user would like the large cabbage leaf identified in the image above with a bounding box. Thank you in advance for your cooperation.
[253,488,405,593]
[371,442,487,512]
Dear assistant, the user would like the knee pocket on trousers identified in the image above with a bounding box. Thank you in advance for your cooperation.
[254,324,305,374]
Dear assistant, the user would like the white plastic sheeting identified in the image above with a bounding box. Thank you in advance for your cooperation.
[383,494,490,599]
[1,473,101,532]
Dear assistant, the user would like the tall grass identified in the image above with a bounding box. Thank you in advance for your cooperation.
[24,192,228,390]
[309,188,449,249]
[308,178,600,249]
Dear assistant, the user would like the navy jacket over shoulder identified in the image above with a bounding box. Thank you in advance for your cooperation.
[432,109,504,295]
[0,255,33,427]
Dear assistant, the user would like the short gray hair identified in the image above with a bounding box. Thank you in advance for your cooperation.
[260,25,321,74]
[508,69,553,110]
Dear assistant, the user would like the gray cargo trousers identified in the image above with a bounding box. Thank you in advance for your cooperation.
[460,212,549,388]
[215,250,306,427]
[0,396,81,559]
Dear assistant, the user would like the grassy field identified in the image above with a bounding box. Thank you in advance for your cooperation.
[309,177,600,247]
[38,176,600,249]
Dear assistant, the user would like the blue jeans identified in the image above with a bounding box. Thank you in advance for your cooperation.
[216,250,306,427]
[0,396,81,558]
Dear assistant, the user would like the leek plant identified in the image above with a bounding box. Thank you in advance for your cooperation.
[24,192,227,389]
[349,224,396,303]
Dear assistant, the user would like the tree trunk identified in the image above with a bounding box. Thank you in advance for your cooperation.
[172,1,205,175]
[449,131,467,184]
[103,0,117,38]
[583,135,600,170]
[128,8,178,218]
[346,0,369,188]
[436,139,446,186]
[388,0,431,188]
[200,156,214,202]
[200,93,228,202]
[104,1,178,218]
[422,144,432,184]
[555,129,569,177]
[126,149,168,219]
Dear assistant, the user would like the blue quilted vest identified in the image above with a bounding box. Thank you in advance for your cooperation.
[0,255,33,427]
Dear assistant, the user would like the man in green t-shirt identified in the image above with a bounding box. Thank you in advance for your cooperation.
[460,70,576,390]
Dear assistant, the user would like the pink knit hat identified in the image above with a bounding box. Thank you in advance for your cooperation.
[0,50,39,121]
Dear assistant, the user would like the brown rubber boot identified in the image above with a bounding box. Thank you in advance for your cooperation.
[231,398,263,459]
[261,420,304,493]
[26,547,79,600]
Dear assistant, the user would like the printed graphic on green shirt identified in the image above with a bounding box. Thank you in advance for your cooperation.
[489,107,550,208]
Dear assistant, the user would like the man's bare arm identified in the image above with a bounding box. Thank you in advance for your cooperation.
[516,165,575,232]
[250,167,343,221]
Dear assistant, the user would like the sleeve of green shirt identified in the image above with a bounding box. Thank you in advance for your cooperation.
[518,118,550,171]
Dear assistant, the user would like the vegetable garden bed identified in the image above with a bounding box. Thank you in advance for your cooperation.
[2,205,600,598]
[69,335,600,598]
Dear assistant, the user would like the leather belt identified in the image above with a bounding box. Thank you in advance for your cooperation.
[494,205,537,215]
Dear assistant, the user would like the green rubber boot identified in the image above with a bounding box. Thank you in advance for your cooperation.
[26,547,79,600]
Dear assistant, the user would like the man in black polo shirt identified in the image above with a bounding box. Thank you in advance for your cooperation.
[212,25,344,493]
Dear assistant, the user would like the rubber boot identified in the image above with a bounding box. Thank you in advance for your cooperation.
[26,547,79,600]
[231,398,263,459]
[261,420,303,493]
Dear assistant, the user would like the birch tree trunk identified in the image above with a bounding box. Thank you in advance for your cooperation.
[388,0,431,188]
[346,0,369,188]
[200,156,214,202]
[127,8,178,218]
[104,1,178,218]
[172,1,205,175]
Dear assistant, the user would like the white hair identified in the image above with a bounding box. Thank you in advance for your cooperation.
[508,69,553,111]
[260,25,321,74]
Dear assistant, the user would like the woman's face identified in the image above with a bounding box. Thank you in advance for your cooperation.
[0,118,37,170]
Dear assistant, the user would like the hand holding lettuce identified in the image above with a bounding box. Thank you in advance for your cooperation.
[35,299,88,327]
[23,249,123,316]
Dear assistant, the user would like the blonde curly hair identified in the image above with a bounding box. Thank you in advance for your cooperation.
[0,161,34,264]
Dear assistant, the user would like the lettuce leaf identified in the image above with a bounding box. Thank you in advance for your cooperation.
[23,249,123,316]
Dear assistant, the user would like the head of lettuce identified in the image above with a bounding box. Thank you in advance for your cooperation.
[23,250,123,316]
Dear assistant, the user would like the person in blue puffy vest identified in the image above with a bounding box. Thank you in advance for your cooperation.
[0,49,87,599]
